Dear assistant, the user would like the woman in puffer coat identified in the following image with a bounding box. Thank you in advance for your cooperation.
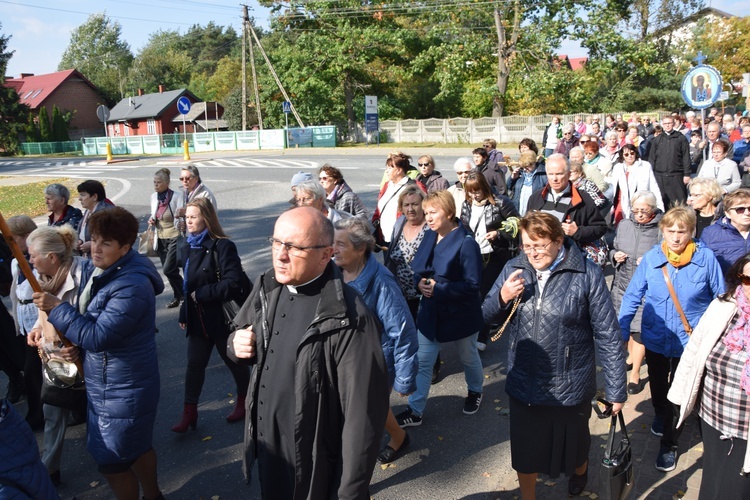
[333,217,418,464]
[483,212,626,498]
[609,191,663,395]
[34,207,165,500]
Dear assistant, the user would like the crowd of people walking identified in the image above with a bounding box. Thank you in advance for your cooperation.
[2,109,750,499]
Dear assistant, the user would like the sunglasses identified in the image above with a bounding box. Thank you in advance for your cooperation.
[622,151,636,157]
[418,162,431,167]
[731,206,750,215]
[179,177,193,181]
[319,176,329,181]
[739,274,750,286]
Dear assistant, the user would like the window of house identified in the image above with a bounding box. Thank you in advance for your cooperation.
[23,90,34,98]
[147,119,156,135]
[31,90,42,98]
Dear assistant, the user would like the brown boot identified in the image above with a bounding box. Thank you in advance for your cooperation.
[226,395,246,423]
[171,403,198,433]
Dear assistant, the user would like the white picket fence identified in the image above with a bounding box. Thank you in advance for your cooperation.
[379,112,671,144]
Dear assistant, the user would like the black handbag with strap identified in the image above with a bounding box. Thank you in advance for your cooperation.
[211,244,252,329]
[599,411,634,500]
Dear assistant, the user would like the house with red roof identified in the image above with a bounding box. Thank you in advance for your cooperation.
[106,86,204,137]
[4,69,105,139]
[554,54,588,71]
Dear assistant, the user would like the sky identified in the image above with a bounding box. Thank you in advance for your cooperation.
[2,0,749,78]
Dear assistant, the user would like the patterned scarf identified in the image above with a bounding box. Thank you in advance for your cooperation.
[724,287,750,396]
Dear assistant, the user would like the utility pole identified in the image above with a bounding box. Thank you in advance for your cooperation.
[244,6,263,129]
[241,5,248,131]
[247,22,305,128]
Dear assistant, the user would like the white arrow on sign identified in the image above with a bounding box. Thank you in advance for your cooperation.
[177,96,192,115]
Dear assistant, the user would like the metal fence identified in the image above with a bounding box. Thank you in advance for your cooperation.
[19,127,338,156]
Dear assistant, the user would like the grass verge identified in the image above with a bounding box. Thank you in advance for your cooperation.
[0,177,78,219]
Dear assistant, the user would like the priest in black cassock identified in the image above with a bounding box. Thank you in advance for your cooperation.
[229,207,389,500]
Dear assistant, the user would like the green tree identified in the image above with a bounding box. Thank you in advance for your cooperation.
[258,0,423,135]
[25,112,39,143]
[691,16,750,82]
[38,107,52,142]
[0,24,29,153]
[58,13,133,104]
[51,105,69,141]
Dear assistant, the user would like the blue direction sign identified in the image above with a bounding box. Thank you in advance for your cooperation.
[282,101,292,114]
[177,96,192,115]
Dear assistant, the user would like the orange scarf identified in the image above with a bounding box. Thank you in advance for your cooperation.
[661,240,695,268]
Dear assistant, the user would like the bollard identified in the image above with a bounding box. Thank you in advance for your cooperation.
[106,142,113,162]
[183,140,190,161]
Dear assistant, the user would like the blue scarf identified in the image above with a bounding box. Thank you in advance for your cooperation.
[183,229,210,297]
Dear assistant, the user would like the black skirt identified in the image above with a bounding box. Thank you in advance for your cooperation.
[509,396,591,478]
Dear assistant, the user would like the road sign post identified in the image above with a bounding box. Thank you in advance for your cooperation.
[283,101,291,137]
[365,96,379,145]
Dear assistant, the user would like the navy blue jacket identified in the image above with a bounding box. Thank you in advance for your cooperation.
[48,250,164,464]
[411,222,483,342]
[700,217,750,276]
[483,238,627,406]
[507,165,547,211]
[0,400,59,499]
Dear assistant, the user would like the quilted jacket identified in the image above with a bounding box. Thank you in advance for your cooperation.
[345,253,418,395]
[482,238,627,406]
[48,250,164,464]
[618,241,724,357]
[0,399,59,499]
[700,217,750,275]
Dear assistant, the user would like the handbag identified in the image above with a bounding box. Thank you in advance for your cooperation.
[138,227,159,257]
[662,266,693,335]
[580,236,609,269]
[40,359,86,411]
[211,245,252,329]
[599,411,634,500]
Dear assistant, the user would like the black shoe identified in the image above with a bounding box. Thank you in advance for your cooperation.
[627,380,644,395]
[50,470,61,487]
[167,298,181,309]
[626,362,633,371]
[568,468,588,496]
[463,391,482,415]
[378,433,411,463]
[395,408,422,427]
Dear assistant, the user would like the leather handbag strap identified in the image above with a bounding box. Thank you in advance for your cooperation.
[661,266,693,335]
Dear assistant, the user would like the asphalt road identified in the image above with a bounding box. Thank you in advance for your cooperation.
[1,149,518,500]
[0,149,702,500]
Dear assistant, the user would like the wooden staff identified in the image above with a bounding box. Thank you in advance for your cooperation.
[0,211,83,374]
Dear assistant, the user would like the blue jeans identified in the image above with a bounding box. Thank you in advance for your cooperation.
[408,331,484,417]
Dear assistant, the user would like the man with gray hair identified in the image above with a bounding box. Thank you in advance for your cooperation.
[294,180,352,224]
[526,154,607,245]
[448,157,474,210]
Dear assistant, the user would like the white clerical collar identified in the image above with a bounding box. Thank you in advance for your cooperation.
[286,271,326,294]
